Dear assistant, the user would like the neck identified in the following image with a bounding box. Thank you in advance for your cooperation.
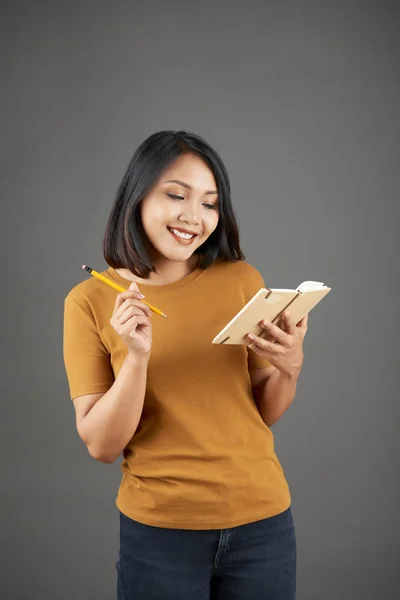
[117,255,200,286]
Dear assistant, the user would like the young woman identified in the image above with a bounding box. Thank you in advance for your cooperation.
[63,130,308,600]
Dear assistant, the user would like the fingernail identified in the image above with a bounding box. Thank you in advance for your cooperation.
[247,334,255,341]
[138,293,145,299]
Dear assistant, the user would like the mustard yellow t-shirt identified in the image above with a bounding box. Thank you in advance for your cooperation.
[63,259,291,529]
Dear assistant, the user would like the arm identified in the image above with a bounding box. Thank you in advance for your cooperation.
[252,368,300,427]
[248,310,308,427]
[74,353,149,463]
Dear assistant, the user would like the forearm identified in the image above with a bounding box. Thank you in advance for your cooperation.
[255,369,300,427]
[80,353,149,462]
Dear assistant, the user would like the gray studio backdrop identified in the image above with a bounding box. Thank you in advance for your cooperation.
[1,1,398,599]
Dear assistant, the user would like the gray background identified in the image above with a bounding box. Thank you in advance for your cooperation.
[1,0,398,598]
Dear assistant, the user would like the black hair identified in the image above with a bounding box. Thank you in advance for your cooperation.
[103,129,245,278]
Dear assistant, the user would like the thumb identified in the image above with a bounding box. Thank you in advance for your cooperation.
[129,281,140,292]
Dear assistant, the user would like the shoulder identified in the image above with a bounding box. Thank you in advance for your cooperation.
[65,269,111,310]
[237,260,264,281]
[213,259,264,285]
[206,260,265,303]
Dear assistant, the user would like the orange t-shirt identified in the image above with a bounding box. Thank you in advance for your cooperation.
[63,259,291,529]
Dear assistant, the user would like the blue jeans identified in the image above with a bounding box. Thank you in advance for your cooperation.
[116,506,296,599]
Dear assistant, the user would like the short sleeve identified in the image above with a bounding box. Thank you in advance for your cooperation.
[63,296,114,400]
[244,265,273,371]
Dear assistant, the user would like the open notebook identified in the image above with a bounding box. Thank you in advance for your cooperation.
[212,281,331,345]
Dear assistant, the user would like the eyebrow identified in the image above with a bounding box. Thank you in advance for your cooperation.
[163,179,218,195]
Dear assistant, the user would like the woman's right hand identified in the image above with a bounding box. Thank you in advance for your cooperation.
[110,282,153,358]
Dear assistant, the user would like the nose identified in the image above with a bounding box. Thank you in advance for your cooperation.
[178,210,200,226]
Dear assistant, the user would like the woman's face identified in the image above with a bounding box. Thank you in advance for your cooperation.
[140,153,220,264]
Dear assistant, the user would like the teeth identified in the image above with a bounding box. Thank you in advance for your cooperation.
[170,228,194,240]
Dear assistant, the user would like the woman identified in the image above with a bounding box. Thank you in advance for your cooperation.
[63,130,308,600]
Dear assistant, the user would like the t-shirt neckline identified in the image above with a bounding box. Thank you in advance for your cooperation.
[106,265,205,294]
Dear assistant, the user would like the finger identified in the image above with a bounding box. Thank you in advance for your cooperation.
[281,311,296,335]
[295,315,308,331]
[114,297,152,320]
[123,313,151,334]
[114,298,137,320]
[297,314,308,338]
[246,334,282,354]
[113,312,151,337]
[260,329,277,343]
[119,305,143,325]
[299,313,309,327]
[128,281,140,292]
[113,290,144,314]
[259,319,291,346]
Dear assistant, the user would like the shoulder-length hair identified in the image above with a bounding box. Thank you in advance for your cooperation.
[103,129,245,278]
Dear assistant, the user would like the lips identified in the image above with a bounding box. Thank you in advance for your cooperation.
[167,226,198,236]
[167,227,198,244]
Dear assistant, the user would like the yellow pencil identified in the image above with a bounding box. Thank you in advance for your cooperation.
[82,265,168,319]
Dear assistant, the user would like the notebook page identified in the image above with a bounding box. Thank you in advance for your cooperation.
[297,281,327,292]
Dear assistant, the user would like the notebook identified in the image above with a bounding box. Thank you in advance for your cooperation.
[212,281,331,345]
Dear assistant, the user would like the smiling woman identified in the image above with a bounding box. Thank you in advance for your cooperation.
[164,180,219,243]
[102,130,244,285]
[135,152,221,269]
[63,129,297,600]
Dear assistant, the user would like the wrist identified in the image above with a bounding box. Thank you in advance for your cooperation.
[125,351,150,367]
[276,367,301,381]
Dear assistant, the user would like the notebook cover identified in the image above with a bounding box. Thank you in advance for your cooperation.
[212,287,331,345]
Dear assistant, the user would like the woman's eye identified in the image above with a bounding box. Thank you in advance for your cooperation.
[166,193,184,200]
[166,193,217,210]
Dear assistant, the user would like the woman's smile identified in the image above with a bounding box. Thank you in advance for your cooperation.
[167,226,198,244]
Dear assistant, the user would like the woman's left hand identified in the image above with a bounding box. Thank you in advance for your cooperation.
[246,311,308,378]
